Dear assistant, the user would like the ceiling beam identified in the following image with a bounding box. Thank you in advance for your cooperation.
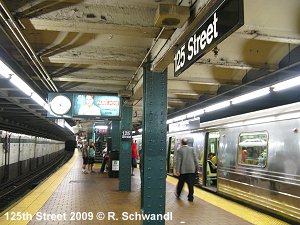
[52,77,129,85]
[20,18,174,39]
[41,56,140,69]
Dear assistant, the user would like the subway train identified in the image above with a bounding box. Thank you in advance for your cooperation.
[0,131,65,184]
[134,102,300,223]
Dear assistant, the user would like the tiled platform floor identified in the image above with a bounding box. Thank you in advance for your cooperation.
[1,150,288,225]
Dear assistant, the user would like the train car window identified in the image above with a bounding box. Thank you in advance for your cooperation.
[238,132,268,167]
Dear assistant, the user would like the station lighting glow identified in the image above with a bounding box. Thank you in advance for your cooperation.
[186,109,204,118]
[166,119,173,124]
[204,101,230,112]
[65,121,74,133]
[31,92,47,107]
[272,76,300,92]
[231,87,270,104]
[0,59,50,112]
[173,115,187,122]
[138,128,143,133]
[0,60,15,78]
[95,125,108,130]
[10,74,34,96]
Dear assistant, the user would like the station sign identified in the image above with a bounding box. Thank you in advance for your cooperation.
[121,130,132,141]
[174,0,244,77]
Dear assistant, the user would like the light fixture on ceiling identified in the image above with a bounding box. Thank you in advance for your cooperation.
[272,76,300,92]
[10,74,33,96]
[0,60,14,78]
[173,114,187,122]
[95,125,108,130]
[186,109,204,118]
[173,92,199,96]
[204,101,230,112]
[231,87,270,104]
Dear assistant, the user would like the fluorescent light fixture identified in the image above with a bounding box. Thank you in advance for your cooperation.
[231,87,270,104]
[173,115,187,122]
[56,119,65,128]
[0,60,15,78]
[43,103,50,111]
[272,76,300,92]
[31,92,47,106]
[10,74,34,96]
[65,121,74,133]
[204,101,230,112]
[95,125,108,129]
[187,109,204,118]
[166,119,173,124]
[173,92,199,96]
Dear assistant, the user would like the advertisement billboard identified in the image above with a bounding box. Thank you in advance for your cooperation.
[73,94,120,117]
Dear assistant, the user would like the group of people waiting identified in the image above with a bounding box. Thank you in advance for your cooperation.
[80,139,140,175]
[81,141,96,174]
[79,137,200,202]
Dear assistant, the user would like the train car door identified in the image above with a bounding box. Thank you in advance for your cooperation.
[204,131,219,190]
[167,136,175,175]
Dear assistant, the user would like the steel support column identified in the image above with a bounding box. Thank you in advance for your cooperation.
[108,120,121,178]
[111,120,121,151]
[141,66,167,225]
[119,105,133,191]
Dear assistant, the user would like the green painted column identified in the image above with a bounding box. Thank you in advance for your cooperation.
[141,66,167,225]
[108,120,121,178]
[119,105,133,191]
[111,120,121,151]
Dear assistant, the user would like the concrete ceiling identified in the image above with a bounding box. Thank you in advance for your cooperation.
[0,0,299,138]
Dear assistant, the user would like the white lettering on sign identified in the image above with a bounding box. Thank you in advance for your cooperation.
[175,13,219,73]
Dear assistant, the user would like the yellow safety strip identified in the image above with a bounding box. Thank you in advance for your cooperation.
[166,176,288,225]
[0,150,78,225]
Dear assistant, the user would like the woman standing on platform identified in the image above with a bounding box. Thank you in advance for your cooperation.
[88,142,96,173]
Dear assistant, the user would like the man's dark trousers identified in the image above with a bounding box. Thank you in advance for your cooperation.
[176,173,195,201]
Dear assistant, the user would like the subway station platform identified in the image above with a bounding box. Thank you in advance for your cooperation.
[0,150,288,225]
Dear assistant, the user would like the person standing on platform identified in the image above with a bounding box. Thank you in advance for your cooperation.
[100,143,108,173]
[131,140,139,176]
[175,137,199,202]
[88,142,96,173]
[82,141,89,174]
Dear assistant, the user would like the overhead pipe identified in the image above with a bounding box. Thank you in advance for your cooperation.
[125,27,165,90]
[0,2,58,92]
[0,24,49,92]
[127,0,192,91]
[0,9,54,92]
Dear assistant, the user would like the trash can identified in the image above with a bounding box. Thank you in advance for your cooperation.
[108,151,119,178]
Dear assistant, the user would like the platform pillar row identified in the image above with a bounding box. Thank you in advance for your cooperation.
[107,120,121,178]
[141,66,167,225]
[119,105,133,191]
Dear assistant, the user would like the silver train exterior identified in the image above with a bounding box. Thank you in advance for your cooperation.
[0,130,65,183]
[135,102,300,223]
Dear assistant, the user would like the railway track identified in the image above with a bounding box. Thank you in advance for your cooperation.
[0,151,73,212]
